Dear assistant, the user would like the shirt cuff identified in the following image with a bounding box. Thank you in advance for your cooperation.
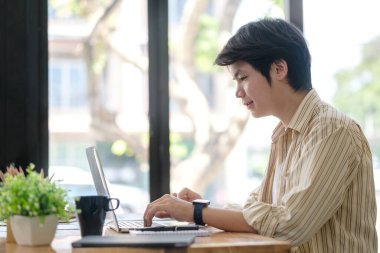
[242,202,281,238]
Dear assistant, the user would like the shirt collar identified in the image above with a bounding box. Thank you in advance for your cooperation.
[271,89,321,142]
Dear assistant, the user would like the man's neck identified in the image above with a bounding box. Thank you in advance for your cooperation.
[274,88,310,127]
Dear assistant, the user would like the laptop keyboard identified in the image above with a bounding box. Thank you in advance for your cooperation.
[118,220,161,228]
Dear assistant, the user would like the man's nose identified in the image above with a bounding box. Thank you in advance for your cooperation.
[235,87,245,98]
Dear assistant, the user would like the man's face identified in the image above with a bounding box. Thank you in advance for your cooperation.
[230,61,274,118]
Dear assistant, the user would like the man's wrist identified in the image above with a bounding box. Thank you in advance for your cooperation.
[192,199,210,226]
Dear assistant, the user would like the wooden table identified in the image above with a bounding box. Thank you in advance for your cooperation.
[0,224,291,253]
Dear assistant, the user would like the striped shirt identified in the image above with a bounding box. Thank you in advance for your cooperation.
[242,89,377,253]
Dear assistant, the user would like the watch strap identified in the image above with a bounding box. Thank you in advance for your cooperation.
[193,203,205,226]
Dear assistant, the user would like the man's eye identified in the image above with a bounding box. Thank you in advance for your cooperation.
[239,76,247,81]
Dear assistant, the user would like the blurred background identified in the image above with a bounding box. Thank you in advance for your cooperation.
[47,0,380,237]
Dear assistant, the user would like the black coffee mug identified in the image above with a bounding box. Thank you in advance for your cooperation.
[75,195,120,237]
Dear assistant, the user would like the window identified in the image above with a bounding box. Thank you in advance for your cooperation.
[49,59,87,109]
[48,0,149,213]
[168,0,284,206]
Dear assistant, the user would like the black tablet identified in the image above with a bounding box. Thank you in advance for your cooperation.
[71,234,196,248]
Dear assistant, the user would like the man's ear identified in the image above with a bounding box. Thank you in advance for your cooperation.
[271,59,288,80]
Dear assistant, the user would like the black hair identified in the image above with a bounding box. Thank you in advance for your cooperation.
[214,18,312,91]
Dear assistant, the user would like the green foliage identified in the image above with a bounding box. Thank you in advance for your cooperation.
[333,36,380,128]
[195,15,220,73]
[272,0,284,10]
[0,164,72,222]
[170,133,190,159]
[92,39,108,75]
[49,0,111,19]
[111,139,134,157]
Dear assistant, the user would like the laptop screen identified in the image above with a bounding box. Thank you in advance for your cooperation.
[86,146,122,231]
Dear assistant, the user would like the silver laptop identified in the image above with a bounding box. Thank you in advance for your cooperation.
[86,146,170,232]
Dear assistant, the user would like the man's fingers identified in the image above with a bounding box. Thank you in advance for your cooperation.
[178,187,201,201]
[144,202,171,227]
[143,194,172,223]
[178,188,190,201]
[144,204,157,227]
[155,210,171,218]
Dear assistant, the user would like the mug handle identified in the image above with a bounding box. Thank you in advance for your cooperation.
[107,198,120,211]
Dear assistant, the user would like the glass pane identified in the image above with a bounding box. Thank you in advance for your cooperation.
[303,0,380,242]
[168,0,285,207]
[48,0,149,213]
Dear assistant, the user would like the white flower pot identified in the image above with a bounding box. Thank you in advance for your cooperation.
[10,214,58,246]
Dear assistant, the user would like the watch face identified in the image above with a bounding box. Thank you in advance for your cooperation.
[193,199,210,205]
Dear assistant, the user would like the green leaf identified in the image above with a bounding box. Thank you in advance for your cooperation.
[0,163,73,222]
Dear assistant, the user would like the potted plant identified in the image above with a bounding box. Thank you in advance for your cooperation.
[0,163,72,246]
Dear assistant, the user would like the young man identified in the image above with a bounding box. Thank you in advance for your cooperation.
[143,18,377,253]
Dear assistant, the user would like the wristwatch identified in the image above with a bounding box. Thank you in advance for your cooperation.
[192,199,210,226]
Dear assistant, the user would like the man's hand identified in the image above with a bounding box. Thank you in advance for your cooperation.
[173,187,202,202]
[143,194,194,227]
